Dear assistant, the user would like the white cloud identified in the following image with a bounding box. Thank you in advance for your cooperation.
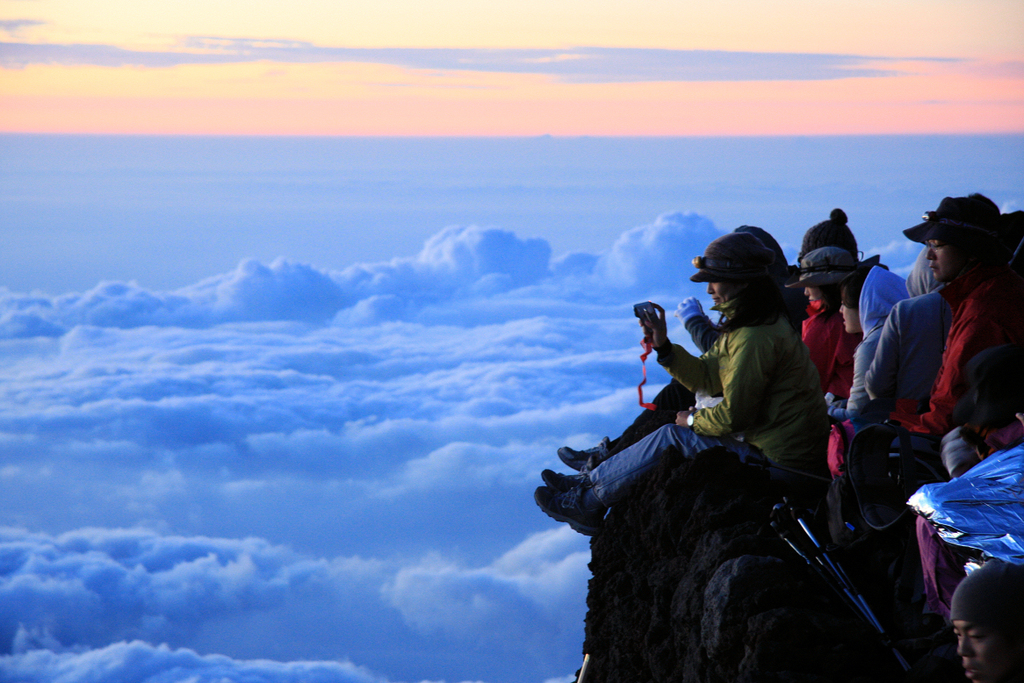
[593,211,721,292]
[382,528,589,644]
[0,214,803,682]
[3,212,876,340]
[0,525,589,682]
[0,640,389,683]
[1,222,576,337]
[865,238,924,261]
[0,40,928,83]
[0,527,371,653]
[0,217,702,480]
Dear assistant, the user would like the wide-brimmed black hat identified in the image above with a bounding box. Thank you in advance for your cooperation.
[904,195,1010,265]
[953,344,1024,429]
[690,232,775,283]
[785,246,880,288]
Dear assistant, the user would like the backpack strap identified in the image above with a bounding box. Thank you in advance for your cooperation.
[848,423,914,531]
[894,423,917,500]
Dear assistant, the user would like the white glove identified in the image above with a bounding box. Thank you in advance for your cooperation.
[940,426,980,478]
[675,297,705,324]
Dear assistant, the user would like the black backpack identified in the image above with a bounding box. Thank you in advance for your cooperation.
[826,423,946,546]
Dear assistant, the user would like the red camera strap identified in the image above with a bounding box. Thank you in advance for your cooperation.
[637,338,658,411]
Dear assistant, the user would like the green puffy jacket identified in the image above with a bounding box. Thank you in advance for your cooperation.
[658,300,829,474]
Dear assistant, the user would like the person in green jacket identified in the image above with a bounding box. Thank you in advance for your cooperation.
[536,232,830,535]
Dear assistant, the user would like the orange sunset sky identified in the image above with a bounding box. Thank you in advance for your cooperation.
[1,0,1023,136]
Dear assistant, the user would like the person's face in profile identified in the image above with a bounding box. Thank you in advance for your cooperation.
[706,281,746,306]
[926,240,971,283]
[954,619,1024,683]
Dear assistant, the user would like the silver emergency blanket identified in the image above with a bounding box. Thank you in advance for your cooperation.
[908,442,1024,563]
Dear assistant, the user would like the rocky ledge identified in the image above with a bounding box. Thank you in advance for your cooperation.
[580,445,915,683]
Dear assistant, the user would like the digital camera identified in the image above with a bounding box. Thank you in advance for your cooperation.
[633,301,658,325]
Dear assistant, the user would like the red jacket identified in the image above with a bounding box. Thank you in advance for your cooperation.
[802,299,860,398]
[892,263,1024,436]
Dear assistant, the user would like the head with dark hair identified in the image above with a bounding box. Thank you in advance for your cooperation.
[953,344,1024,431]
[717,274,788,333]
[786,246,881,319]
[839,264,876,309]
[837,264,880,335]
[1000,210,1024,278]
[799,209,858,261]
[691,233,788,332]
[968,192,1000,214]
[815,283,843,317]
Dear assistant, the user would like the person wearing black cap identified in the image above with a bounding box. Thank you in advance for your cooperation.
[534,232,829,535]
[677,225,808,353]
[891,194,1024,437]
[951,560,1024,683]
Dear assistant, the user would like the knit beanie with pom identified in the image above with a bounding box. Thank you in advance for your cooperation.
[799,209,858,261]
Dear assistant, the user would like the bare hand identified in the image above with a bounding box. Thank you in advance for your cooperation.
[640,302,669,348]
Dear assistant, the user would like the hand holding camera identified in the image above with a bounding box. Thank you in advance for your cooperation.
[633,301,668,347]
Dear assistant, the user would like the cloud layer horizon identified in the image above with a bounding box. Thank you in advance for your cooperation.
[0,212,916,682]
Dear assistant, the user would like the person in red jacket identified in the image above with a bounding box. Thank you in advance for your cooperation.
[786,246,871,401]
[891,194,1024,436]
[783,209,866,402]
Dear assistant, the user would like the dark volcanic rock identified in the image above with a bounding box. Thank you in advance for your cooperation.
[581,446,905,683]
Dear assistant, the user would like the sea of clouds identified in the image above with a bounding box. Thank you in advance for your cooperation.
[0,212,775,683]
[4,130,1022,682]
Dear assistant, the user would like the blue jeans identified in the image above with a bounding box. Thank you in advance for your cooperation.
[587,424,761,507]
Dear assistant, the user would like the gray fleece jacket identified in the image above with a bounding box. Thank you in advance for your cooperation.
[865,247,952,404]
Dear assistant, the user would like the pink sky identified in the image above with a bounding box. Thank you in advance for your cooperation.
[2,0,1022,135]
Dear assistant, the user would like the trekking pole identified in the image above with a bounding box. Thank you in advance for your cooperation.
[770,517,866,621]
[576,653,590,683]
[772,503,865,615]
[793,515,911,672]
[794,517,884,631]
[771,502,911,672]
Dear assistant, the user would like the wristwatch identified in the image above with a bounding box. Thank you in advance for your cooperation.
[687,410,698,427]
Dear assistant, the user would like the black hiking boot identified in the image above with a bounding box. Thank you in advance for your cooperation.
[557,437,610,471]
[534,484,606,536]
[541,469,584,493]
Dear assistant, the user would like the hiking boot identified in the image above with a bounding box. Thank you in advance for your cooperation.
[541,469,584,493]
[557,436,610,471]
[534,484,606,536]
